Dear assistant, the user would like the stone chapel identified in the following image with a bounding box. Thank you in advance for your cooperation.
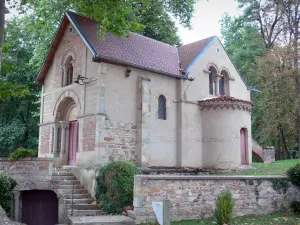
[37,11,253,169]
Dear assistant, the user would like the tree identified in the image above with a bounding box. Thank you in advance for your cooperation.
[223,0,300,159]
[0,16,39,156]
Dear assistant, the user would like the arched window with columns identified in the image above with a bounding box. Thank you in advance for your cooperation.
[62,55,74,87]
[208,66,218,95]
[220,69,230,96]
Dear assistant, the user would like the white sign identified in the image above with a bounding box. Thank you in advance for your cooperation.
[152,201,164,225]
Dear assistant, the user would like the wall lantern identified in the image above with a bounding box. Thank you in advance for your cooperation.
[125,68,131,77]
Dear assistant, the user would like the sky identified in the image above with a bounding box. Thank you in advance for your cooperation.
[178,0,241,44]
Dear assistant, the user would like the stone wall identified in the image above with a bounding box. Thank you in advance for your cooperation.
[132,175,300,224]
[0,158,55,191]
[82,116,96,152]
[105,121,137,163]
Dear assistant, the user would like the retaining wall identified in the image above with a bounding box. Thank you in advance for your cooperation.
[132,175,300,224]
[0,158,55,191]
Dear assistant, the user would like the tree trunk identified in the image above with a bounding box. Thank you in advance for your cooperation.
[293,5,300,158]
[0,0,5,72]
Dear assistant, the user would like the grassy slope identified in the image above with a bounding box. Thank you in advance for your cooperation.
[142,212,300,224]
[224,159,300,176]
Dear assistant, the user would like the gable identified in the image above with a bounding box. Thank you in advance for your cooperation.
[185,37,247,87]
[178,36,216,72]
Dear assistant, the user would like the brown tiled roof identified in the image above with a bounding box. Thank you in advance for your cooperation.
[198,96,254,105]
[69,12,181,77]
[178,36,215,71]
[36,11,215,83]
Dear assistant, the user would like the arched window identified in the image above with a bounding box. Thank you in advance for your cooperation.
[62,56,74,87]
[208,66,218,95]
[66,63,73,86]
[219,76,225,95]
[158,95,166,120]
[209,72,214,95]
[221,70,230,96]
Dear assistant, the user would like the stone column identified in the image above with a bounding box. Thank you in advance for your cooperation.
[13,191,20,222]
[52,123,59,156]
[215,74,223,96]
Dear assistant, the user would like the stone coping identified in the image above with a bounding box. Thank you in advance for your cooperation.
[136,175,288,180]
[0,157,54,162]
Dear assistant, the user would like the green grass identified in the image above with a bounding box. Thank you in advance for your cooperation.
[224,159,300,176]
[141,212,300,224]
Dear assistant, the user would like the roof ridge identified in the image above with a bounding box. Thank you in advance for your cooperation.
[181,36,216,48]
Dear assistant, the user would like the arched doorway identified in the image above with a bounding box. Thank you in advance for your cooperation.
[55,97,79,166]
[21,190,58,225]
[240,128,248,165]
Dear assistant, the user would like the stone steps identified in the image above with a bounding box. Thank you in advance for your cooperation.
[53,168,134,225]
[53,172,73,176]
[69,216,136,225]
[59,180,81,185]
[68,209,103,217]
[59,184,83,189]
[63,193,90,199]
[53,175,77,181]
[59,189,88,194]
[67,204,98,210]
[64,198,94,204]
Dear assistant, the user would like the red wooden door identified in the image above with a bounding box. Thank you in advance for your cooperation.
[240,128,248,165]
[21,190,58,225]
[68,120,79,166]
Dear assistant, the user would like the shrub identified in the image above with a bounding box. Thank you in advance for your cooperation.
[215,189,235,225]
[287,163,300,187]
[291,201,300,214]
[0,175,17,214]
[9,146,38,161]
[95,161,140,213]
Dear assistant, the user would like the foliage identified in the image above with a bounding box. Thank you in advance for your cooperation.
[214,189,235,225]
[95,161,140,213]
[271,178,290,194]
[0,175,17,214]
[9,147,38,161]
[0,17,40,157]
[0,82,29,100]
[287,163,300,187]
[291,201,300,214]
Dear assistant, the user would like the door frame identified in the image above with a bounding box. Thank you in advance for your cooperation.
[68,120,79,166]
[240,128,248,165]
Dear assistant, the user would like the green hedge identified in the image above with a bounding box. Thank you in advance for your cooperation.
[95,161,140,213]
[0,175,17,214]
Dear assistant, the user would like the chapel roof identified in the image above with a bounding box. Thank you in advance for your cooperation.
[36,11,217,84]
[198,96,253,105]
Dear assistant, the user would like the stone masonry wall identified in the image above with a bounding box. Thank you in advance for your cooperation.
[82,116,96,152]
[105,121,137,163]
[0,158,55,191]
[133,175,300,224]
[39,125,51,155]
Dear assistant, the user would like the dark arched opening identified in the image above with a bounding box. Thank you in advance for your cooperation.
[21,190,58,225]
